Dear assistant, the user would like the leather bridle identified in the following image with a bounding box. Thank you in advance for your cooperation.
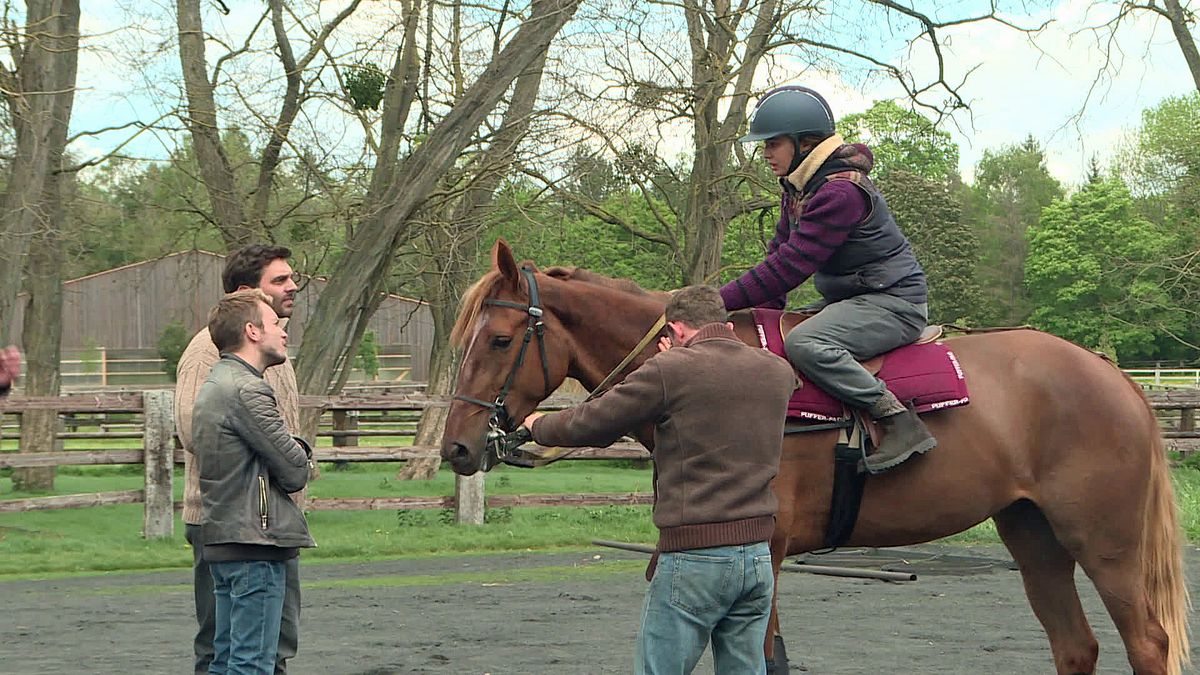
[453,266,554,457]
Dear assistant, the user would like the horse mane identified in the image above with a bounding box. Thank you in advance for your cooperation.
[545,266,664,298]
[450,270,504,348]
[451,265,666,348]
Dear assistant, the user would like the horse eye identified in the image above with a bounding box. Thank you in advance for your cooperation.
[490,336,513,349]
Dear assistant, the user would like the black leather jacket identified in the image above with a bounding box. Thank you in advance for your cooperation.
[193,354,315,550]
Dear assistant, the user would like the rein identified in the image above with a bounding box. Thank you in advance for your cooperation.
[584,313,666,402]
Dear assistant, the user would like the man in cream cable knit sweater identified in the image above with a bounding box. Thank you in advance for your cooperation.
[175,245,304,675]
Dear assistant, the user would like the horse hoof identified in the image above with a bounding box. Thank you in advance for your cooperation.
[767,634,801,673]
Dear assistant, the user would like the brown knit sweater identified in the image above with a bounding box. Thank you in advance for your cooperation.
[533,323,797,552]
[175,328,303,525]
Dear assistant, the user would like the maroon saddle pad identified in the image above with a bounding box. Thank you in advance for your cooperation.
[750,308,970,422]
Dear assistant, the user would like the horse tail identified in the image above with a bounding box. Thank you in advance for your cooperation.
[1127,375,1192,675]
[1143,430,1190,675]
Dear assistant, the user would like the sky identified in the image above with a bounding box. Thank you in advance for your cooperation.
[67,0,1199,188]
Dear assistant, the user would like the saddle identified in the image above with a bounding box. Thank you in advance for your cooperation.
[751,308,970,549]
[750,308,970,423]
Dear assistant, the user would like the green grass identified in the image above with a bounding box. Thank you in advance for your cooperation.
[310,461,653,497]
[0,461,658,577]
[2,462,1199,578]
[0,461,652,500]
[0,503,658,577]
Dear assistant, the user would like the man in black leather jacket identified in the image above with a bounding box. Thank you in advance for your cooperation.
[192,289,314,674]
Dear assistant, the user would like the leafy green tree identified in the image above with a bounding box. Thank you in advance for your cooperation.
[1124,93,1200,201]
[839,101,959,183]
[71,133,347,280]
[490,182,680,290]
[1117,93,1200,359]
[1025,178,1181,362]
[354,330,380,381]
[879,171,979,323]
[965,137,1063,325]
[157,321,191,382]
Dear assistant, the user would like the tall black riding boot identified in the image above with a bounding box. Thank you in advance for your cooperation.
[863,390,936,474]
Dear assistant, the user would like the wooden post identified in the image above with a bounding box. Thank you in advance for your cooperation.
[1181,407,1195,434]
[455,472,485,525]
[331,409,359,447]
[142,390,175,539]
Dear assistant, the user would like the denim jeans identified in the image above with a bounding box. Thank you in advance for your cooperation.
[189,526,301,675]
[784,293,927,410]
[210,560,287,675]
[635,542,774,674]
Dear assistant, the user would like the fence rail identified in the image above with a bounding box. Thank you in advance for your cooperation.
[9,348,417,390]
[1126,369,1200,389]
[1,389,1198,538]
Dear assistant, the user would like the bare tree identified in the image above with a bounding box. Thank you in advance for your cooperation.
[174,0,362,250]
[13,170,71,490]
[0,0,81,344]
[293,0,582,405]
[399,14,553,480]
[530,0,1046,285]
[1081,0,1200,94]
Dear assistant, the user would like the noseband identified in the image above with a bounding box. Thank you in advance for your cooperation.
[453,266,554,461]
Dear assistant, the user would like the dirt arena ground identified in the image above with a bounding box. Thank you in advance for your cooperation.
[2,543,1198,674]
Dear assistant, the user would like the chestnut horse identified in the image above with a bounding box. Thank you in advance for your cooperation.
[440,240,1189,675]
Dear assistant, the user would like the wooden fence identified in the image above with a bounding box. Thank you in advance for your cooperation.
[0,391,650,537]
[1,389,1198,539]
[1127,368,1200,390]
[24,348,417,389]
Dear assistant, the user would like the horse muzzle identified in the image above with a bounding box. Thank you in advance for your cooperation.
[442,440,482,476]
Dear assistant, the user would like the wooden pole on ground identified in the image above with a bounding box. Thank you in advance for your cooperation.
[142,390,175,539]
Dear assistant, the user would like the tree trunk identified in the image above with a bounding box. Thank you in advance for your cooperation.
[681,0,778,284]
[367,0,423,203]
[1162,0,1200,93]
[396,43,550,481]
[294,0,581,397]
[396,311,457,480]
[13,174,68,491]
[0,0,80,344]
[175,0,253,249]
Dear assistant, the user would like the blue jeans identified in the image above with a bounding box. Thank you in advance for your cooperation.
[635,542,774,674]
[210,560,287,675]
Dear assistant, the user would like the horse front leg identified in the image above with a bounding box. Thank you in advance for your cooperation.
[765,534,791,674]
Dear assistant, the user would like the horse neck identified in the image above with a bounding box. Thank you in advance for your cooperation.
[542,278,666,393]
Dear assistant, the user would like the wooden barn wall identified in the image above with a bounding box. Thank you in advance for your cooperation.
[12,251,435,381]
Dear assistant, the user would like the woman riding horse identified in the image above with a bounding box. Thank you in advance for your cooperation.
[723,85,934,474]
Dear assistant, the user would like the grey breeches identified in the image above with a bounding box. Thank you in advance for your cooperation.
[783,293,927,410]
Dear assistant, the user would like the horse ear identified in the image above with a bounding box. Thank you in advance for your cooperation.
[491,239,520,289]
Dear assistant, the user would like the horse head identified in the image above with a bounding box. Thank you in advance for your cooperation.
[440,239,573,475]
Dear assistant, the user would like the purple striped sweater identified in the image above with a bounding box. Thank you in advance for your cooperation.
[720,180,868,311]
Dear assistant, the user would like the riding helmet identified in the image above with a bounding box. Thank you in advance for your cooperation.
[740,86,835,143]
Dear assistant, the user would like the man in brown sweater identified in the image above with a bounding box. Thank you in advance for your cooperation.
[175,245,303,675]
[524,285,797,675]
